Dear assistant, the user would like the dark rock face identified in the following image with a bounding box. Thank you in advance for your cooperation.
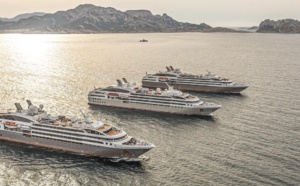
[257,19,300,33]
[125,10,153,18]
[0,4,237,33]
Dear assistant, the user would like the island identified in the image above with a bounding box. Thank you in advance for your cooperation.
[257,19,300,33]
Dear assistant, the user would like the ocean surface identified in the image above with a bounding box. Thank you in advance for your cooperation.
[0,33,299,186]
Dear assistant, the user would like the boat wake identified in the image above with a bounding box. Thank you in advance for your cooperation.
[109,155,150,162]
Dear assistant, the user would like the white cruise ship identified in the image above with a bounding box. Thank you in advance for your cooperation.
[142,66,248,93]
[0,100,154,160]
[88,79,221,116]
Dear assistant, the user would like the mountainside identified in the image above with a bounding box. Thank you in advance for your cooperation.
[0,4,239,33]
[0,12,46,22]
[257,19,300,33]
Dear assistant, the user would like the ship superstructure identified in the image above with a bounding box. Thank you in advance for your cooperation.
[142,66,248,93]
[0,100,154,160]
[88,79,221,116]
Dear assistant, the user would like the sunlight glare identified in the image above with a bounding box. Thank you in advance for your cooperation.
[8,34,58,75]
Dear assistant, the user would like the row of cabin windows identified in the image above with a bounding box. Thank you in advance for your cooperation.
[32,127,127,142]
[33,124,85,133]
[90,97,106,104]
[33,134,110,147]
[178,78,224,81]
[131,93,172,98]
[129,99,188,105]
[33,134,83,145]
[33,131,116,147]
[32,131,104,144]
[32,127,104,139]
[130,95,199,103]
[90,93,198,104]
[90,98,190,108]
[89,95,105,98]
[177,80,224,84]
[129,101,185,109]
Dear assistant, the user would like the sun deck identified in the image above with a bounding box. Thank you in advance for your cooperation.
[106,129,120,136]
[97,124,111,132]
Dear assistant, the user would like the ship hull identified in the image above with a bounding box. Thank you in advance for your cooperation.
[0,130,150,158]
[88,99,220,116]
[142,81,248,94]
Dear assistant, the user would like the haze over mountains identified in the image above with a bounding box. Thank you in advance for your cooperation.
[0,4,299,34]
[0,12,46,22]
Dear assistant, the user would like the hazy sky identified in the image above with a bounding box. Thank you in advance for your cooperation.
[0,0,299,27]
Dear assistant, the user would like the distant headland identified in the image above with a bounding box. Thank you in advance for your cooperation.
[257,19,300,33]
[0,4,299,34]
[0,4,244,34]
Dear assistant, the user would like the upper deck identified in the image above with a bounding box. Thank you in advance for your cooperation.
[90,79,201,103]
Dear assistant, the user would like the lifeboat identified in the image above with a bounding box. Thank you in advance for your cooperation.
[61,122,67,126]
[5,121,17,126]
[159,77,168,82]
[108,93,118,97]
[54,122,60,126]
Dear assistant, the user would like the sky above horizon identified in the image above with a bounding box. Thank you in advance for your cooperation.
[0,0,299,27]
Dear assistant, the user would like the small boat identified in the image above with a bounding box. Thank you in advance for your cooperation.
[140,39,148,42]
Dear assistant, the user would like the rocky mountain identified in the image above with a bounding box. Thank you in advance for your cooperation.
[257,19,300,33]
[0,12,46,22]
[0,4,239,33]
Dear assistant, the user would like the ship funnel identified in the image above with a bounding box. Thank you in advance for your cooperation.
[166,66,171,71]
[169,66,174,71]
[122,78,128,83]
[26,100,33,107]
[14,103,23,111]
[116,79,122,85]
[29,105,38,115]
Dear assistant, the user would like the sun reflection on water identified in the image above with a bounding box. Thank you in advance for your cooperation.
[0,34,65,104]
[7,34,59,75]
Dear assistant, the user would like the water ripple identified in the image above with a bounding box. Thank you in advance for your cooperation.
[0,33,300,185]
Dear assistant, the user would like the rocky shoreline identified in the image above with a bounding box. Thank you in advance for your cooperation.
[257,19,300,33]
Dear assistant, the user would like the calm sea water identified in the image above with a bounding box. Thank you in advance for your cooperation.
[0,33,299,186]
